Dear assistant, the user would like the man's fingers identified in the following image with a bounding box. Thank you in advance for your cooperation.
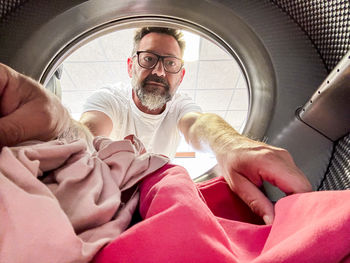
[225,170,275,225]
[0,100,53,147]
[0,115,24,147]
[0,63,73,147]
[0,63,11,96]
[238,146,312,195]
[258,152,312,195]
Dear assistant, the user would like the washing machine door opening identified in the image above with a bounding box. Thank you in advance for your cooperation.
[43,20,251,179]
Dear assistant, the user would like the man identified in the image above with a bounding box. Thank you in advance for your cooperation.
[80,28,201,159]
[0,27,311,225]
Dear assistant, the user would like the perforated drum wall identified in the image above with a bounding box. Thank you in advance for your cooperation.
[319,134,350,190]
[2,0,349,70]
[0,0,26,22]
[272,0,350,72]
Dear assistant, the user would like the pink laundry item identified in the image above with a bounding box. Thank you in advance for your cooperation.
[94,164,350,263]
[0,136,168,263]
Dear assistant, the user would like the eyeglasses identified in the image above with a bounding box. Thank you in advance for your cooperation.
[135,51,184,74]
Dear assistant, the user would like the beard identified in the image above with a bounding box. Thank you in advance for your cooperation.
[132,74,173,111]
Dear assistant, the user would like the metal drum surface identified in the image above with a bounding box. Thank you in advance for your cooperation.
[0,0,327,142]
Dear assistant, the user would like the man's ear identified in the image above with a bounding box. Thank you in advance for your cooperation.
[127,57,133,78]
[179,67,185,85]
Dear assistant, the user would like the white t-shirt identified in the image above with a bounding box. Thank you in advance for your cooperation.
[82,83,202,159]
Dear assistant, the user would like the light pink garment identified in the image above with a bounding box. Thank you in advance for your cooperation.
[0,136,168,263]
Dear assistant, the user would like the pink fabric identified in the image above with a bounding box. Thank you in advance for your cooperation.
[94,164,350,263]
[0,136,168,263]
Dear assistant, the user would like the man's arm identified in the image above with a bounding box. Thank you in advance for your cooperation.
[0,63,92,147]
[80,111,113,137]
[178,111,312,224]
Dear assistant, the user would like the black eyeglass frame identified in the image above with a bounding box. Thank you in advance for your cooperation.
[134,51,184,74]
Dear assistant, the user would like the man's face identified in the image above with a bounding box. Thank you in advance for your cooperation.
[128,32,185,111]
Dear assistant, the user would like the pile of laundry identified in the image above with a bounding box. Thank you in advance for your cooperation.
[0,136,168,263]
[1,136,349,263]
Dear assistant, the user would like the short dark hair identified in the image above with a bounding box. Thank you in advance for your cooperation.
[132,27,186,57]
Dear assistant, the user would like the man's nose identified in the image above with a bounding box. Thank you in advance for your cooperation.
[152,59,166,77]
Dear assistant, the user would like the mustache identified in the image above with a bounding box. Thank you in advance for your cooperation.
[143,75,169,89]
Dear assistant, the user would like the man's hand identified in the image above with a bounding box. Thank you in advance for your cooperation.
[215,138,312,224]
[0,63,71,147]
[179,112,312,224]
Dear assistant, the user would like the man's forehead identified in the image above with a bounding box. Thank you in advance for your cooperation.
[138,32,182,57]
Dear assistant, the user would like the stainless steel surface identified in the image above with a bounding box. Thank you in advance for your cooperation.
[319,133,350,191]
[265,117,334,201]
[0,0,331,186]
[0,0,327,143]
[1,0,272,141]
[271,0,350,72]
[194,164,221,183]
[299,50,350,141]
